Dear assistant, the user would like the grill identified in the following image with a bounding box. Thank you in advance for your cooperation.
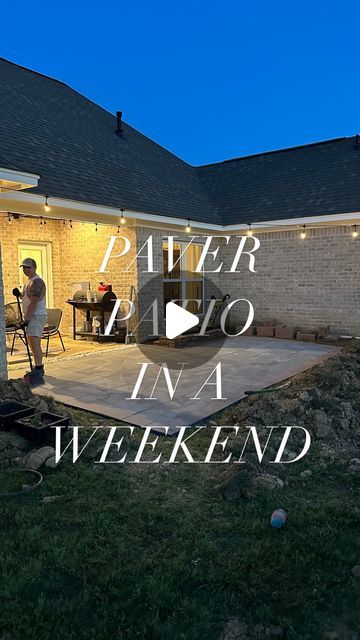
[67,290,118,340]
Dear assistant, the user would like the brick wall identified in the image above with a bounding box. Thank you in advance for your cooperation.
[219,226,360,335]
[1,218,358,347]
[0,215,138,336]
[0,242,7,379]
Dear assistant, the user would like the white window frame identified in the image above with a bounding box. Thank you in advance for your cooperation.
[163,240,205,316]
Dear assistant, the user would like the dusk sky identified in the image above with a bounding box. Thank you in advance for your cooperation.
[2,0,360,165]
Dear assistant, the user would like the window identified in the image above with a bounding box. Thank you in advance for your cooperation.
[163,241,204,315]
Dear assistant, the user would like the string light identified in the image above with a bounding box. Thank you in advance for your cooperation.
[95,223,98,232]
[120,209,126,225]
[40,216,43,226]
[44,196,50,213]
[117,225,120,234]
[185,219,191,233]
[7,213,12,224]
[352,224,358,239]
[300,225,306,240]
[69,220,73,229]
[247,224,253,237]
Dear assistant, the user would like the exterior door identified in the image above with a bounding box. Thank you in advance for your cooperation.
[18,242,53,307]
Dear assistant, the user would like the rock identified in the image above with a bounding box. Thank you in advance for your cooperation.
[339,418,351,430]
[6,432,29,451]
[42,495,60,504]
[218,617,248,640]
[266,626,284,638]
[36,398,52,413]
[351,565,360,578]
[341,402,352,417]
[14,457,25,466]
[320,444,336,460]
[299,391,310,401]
[45,456,58,469]
[349,458,360,467]
[252,474,284,492]
[24,446,55,470]
[300,469,312,479]
[310,388,323,409]
[4,447,26,460]
[284,450,298,461]
[0,433,11,450]
[349,465,360,474]
[315,410,332,438]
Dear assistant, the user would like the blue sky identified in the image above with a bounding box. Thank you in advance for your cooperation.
[2,0,360,165]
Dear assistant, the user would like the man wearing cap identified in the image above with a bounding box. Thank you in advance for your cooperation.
[13,258,47,383]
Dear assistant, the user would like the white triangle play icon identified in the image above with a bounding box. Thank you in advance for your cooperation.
[165,302,200,339]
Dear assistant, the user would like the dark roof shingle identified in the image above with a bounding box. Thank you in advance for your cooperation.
[196,137,360,224]
[0,58,220,224]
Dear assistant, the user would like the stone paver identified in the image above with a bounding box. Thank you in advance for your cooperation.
[34,337,339,433]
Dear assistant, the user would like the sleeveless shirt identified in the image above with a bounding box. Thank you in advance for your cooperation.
[22,275,47,317]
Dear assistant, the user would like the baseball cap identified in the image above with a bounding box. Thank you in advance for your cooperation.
[19,258,37,269]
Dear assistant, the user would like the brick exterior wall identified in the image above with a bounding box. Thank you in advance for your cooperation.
[0,242,7,379]
[219,226,360,335]
[0,216,137,336]
[1,217,359,350]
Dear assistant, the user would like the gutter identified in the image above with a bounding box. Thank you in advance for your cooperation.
[1,189,359,233]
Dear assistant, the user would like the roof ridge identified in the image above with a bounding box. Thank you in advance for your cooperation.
[0,56,71,88]
[0,56,200,172]
[196,136,353,168]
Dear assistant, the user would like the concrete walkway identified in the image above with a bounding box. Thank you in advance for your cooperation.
[33,337,339,434]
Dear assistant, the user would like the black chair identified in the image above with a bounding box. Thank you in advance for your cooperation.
[41,308,66,357]
[4,303,26,354]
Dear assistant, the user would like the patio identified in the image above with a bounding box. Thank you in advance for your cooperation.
[9,336,340,434]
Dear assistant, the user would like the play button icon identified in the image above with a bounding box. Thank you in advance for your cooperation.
[165,302,200,339]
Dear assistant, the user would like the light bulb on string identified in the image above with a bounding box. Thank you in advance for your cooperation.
[300,225,306,240]
[352,225,358,239]
[185,219,191,233]
[44,196,50,213]
[120,209,126,225]
[247,224,253,237]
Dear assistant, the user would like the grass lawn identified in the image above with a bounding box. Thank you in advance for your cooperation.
[0,349,360,639]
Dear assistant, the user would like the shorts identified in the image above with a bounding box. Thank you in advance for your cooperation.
[26,315,47,338]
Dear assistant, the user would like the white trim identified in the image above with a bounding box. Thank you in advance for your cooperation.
[1,189,360,232]
[0,167,40,188]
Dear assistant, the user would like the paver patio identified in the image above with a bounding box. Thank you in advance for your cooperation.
[30,337,339,434]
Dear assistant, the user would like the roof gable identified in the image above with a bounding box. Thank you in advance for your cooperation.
[0,58,220,224]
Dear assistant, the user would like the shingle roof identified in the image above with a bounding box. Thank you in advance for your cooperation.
[196,137,360,224]
[1,57,360,226]
[0,58,220,225]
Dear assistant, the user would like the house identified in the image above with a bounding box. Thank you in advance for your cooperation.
[0,56,359,380]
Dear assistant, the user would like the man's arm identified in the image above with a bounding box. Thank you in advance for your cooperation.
[24,280,45,323]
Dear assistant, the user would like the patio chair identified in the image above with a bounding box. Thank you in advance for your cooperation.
[41,308,66,357]
[4,302,27,354]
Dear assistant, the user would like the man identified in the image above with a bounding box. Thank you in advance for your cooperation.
[13,258,47,385]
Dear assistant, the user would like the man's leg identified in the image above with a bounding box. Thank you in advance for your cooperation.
[27,336,44,371]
